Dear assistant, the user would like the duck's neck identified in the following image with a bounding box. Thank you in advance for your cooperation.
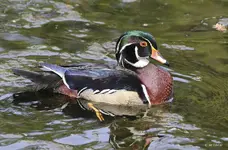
[135,64,173,105]
[122,63,138,72]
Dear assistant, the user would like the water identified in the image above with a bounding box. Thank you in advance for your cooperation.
[0,0,228,149]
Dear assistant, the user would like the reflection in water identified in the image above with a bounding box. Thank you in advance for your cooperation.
[12,91,148,120]
[0,140,71,150]
[54,127,110,146]
[5,91,201,149]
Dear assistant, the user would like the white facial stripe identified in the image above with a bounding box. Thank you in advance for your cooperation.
[117,36,154,55]
[134,46,140,58]
[118,38,152,68]
[116,35,127,54]
[119,43,133,53]
[141,84,151,106]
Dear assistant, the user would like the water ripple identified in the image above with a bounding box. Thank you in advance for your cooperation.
[54,127,110,146]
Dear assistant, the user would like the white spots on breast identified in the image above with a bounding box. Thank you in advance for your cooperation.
[141,84,151,106]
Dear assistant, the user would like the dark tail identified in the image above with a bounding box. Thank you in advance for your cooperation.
[12,69,61,90]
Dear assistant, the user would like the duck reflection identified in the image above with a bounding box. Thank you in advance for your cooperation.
[12,91,168,149]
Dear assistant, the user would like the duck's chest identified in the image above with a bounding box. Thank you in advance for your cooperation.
[136,64,173,104]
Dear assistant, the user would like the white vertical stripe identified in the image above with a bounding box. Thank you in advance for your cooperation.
[141,84,151,106]
[134,46,140,58]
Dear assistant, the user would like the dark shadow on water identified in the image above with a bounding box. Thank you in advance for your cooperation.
[12,91,113,120]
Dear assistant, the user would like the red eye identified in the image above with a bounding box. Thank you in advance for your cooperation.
[140,41,147,47]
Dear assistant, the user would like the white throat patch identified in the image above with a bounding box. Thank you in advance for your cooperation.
[124,58,149,68]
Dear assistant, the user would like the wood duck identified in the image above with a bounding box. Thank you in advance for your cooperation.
[12,30,173,121]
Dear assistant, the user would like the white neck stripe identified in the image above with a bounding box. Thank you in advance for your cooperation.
[141,84,151,106]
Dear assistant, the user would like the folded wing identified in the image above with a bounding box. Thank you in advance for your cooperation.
[40,63,150,105]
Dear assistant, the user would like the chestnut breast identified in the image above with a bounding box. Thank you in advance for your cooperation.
[136,64,173,105]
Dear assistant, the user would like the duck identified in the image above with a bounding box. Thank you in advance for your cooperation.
[12,30,173,121]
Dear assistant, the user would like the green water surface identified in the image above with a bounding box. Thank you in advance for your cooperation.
[0,0,228,149]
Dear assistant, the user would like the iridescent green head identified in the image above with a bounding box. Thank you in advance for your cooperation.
[115,31,169,69]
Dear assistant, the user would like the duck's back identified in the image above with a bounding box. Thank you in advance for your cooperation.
[13,64,151,106]
[60,67,149,105]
